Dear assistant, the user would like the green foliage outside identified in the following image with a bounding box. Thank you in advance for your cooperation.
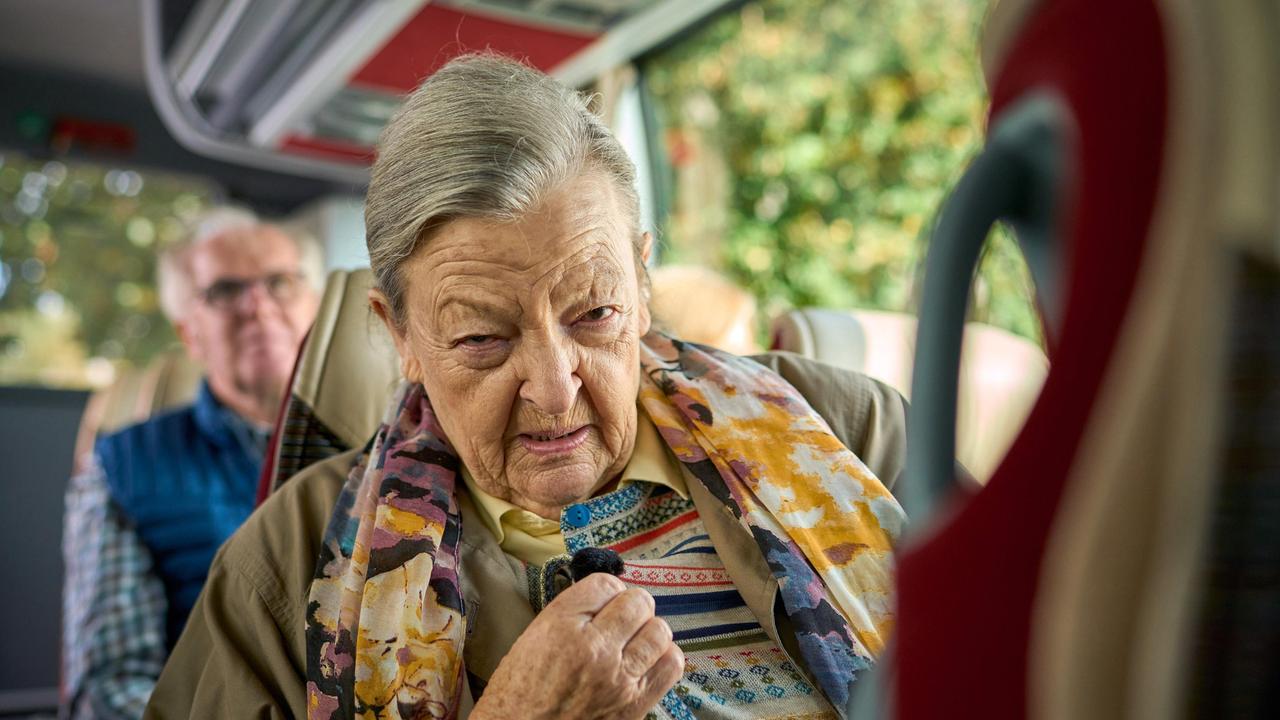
[0,152,214,388]
[645,0,1042,344]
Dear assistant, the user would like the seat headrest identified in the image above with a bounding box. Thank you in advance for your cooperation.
[263,268,401,495]
[770,308,916,392]
[74,347,202,473]
[295,268,401,448]
[770,307,1047,481]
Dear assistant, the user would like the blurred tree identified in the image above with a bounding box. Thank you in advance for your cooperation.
[645,0,1042,344]
[0,151,215,388]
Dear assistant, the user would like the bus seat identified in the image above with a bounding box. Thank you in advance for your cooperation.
[72,347,202,473]
[1018,2,1280,718]
[770,307,1046,481]
[650,265,760,355]
[879,0,1280,718]
[258,268,401,499]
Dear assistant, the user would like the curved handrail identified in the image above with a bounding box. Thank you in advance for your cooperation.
[901,92,1071,524]
[841,90,1072,720]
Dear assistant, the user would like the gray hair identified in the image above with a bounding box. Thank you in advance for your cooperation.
[364,53,643,325]
[157,205,324,322]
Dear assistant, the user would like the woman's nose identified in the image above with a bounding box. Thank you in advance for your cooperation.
[517,337,582,416]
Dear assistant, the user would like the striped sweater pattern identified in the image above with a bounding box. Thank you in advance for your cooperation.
[558,481,837,720]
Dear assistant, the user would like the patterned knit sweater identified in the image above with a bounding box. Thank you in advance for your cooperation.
[527,480,837,720]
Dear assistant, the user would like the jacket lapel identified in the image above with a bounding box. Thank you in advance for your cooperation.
[455,489,535,701]
[683,464,781,645]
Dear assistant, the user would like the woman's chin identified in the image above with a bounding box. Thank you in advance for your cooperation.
[511,463,606,512]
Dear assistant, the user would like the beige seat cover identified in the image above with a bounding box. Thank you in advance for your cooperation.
[771,307,1047,481]
[263,268,401,494]
[292,268,401,448]
[73,347,202,472]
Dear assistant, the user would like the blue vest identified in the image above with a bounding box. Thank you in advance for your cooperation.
[96,382,264,648]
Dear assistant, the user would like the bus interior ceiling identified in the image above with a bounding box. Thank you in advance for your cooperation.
[0,0,358,214]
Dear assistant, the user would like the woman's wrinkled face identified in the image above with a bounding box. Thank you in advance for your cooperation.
[377,173,651,519]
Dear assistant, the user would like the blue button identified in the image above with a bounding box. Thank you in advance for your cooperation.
[564,504,591,529]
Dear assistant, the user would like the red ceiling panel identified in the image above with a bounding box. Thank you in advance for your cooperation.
[351,4,599,94]
[281,133,376,164]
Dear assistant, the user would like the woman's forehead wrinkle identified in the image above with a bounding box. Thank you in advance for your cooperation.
[422,246,535,276]
[549,253,626,308]
[437,298,519,331]
[426,275,521,328]
[403,177,635,332]
[518,225,610,292]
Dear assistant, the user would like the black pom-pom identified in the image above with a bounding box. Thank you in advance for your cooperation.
[569,547,624,581]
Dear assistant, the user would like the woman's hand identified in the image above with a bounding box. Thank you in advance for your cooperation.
[472,572,684,720]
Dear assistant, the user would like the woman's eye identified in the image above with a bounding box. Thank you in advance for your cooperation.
[458,335,496,348]
[579,306,616,323]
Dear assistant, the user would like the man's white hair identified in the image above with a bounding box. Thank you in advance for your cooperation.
[156,205,324,322]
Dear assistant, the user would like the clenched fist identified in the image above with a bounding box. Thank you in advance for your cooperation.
[472,573,684,720]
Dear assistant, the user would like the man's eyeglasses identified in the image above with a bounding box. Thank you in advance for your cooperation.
[199,272,304,310]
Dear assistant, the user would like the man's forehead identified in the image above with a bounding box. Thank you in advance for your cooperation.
[188,226,299,279]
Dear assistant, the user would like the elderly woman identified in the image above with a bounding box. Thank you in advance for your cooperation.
[147,55,907,720]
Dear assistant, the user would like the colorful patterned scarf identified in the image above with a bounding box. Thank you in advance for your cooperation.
[306,333,905,719]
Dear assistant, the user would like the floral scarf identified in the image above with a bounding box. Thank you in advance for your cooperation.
[306,333,905,719]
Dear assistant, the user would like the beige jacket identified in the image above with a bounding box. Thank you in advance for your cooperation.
[144,352,908,719]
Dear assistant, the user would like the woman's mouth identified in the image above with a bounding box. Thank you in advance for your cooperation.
[518,426,590,456]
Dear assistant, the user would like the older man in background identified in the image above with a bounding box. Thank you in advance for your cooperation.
[61,207,322,719]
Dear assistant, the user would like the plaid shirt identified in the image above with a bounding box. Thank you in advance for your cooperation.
[61,395,270,720]
[61,461,167,720]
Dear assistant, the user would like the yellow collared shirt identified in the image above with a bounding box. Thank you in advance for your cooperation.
[459,405,687,565]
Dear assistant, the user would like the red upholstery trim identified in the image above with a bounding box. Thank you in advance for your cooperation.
[256,328,310,506]
[279,135,375,164]
[893,1,1167,717]
[352,5,597,94]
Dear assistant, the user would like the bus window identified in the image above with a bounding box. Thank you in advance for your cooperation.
[641,0,1045,481]
[643,0,1040,345]
[0,151,215,390]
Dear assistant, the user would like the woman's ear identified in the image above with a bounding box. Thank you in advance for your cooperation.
[637,232,654,335]
[368,288,425,384]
